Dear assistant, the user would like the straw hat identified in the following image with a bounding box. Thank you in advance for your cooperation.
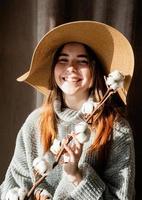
[17,20,134,104]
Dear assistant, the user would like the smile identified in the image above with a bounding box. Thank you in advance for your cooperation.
[62,76,82,83]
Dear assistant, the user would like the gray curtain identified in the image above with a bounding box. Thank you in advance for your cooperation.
[0,0,141,198]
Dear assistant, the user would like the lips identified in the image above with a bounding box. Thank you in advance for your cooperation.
[62,75,82,82]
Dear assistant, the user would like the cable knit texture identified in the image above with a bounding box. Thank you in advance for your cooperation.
[0,100,135,200]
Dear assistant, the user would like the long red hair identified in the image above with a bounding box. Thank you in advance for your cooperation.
[39,43,125,156]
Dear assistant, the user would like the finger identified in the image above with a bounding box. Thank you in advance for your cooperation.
[74,147,80,154]
[72,133,83,149]
[66,141,82,159]
[63,153,70,163]
[70,143,80,155]
[70,142,76,151]
[40,190,52,200]
[62,137,67,144]
[39,195,50,200]
[34,189,42,200]
[64,144,75,162]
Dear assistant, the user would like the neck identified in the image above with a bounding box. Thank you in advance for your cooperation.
[63,93,89,111]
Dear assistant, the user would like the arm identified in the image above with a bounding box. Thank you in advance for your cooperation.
[0,126,32,200]
[102,118,135,199]
[54,118,135,200]
[0,109,53,200]
[70,118,135,200]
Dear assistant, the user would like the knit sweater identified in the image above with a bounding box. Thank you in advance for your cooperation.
[0,100,135,200]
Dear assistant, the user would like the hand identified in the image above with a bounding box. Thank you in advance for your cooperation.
[34,189,52,200]
[62,133,83,185]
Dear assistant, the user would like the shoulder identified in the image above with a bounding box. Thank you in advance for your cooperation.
[112,116,133,142]
[113,116,131,132]
[15,108,43,144]
[25,107,42,123]
[21,107,43,133]
[109,117,135,162]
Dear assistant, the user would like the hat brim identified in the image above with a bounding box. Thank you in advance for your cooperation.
[17,21,134,104]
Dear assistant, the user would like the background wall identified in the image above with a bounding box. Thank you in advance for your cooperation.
[0,0,37,182]
[0,0,142,198]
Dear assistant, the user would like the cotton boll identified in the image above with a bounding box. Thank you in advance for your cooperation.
[35,159,47,175]
[105,76,115,86]
[107,79,124,90]
[33,157,52,175]
[110,70,124,81]
[6,187,27,200]
[74,122,88,133]
[81,101,94,114]
[74,122,90,144]
[75,131,90,144]
[109,81,123,90]
[50,139,61,155]
[106,70,124,91]
[6,188,19,200]
[33,157,42,167]
[18,188,28,200]
[110,83,118,90]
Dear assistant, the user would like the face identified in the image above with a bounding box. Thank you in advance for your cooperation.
[54,43,93,98]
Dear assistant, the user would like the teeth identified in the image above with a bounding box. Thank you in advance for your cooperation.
[63,77,81,82]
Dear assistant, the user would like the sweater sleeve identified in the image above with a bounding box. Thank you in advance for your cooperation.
[0,126,32,200]
[58,118,135,200]
[0,109,53,200]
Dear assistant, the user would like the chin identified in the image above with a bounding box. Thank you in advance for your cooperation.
[60,84,80,95]
[62,89,79,96]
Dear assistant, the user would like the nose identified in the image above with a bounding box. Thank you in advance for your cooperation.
[66,62,77,72]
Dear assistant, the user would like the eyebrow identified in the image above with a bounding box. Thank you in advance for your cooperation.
[59,53,88,58]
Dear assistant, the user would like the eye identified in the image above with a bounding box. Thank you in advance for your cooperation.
[57,57,68,64]
[78,59,89,65]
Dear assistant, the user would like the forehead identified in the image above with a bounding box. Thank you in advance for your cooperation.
[60,42,87,54]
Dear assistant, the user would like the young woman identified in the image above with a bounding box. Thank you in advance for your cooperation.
[0,21,135,200]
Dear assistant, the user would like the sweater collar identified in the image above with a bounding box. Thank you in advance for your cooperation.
[53,98,84,123]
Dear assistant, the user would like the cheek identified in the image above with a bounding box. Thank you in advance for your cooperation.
[54,64,63,75]
[54,65,63,85]
[83,69,92,80]
[89,77,93,88]
[85,70,93,88]
[54,72,59,85]
[54,66,60,80]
